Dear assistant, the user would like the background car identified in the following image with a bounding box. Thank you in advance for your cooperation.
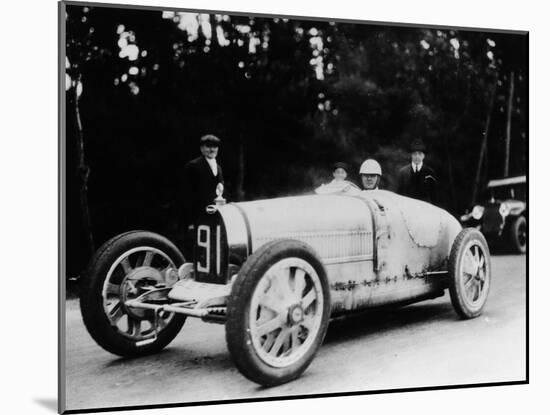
[460,175,526,254]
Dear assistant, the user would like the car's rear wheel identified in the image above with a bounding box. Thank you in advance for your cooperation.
[448,228,491,319]
[509,215,527,254]
[80,231,186,357]
[226,240,330,386]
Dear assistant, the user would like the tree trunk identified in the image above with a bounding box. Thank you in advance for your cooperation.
[471,74,498,206]
[503,71,515,177]
[445,136,456,213]
[74,74,95,256]
[235,134,245,201]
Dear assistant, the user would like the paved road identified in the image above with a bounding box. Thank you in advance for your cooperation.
[64,254,526,412]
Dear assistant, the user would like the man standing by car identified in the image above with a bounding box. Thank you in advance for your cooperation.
[396,139,437,204]
[181,134,225,258]
[359,159,382,190]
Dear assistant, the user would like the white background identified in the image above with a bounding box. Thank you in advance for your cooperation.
[0,0,544,414]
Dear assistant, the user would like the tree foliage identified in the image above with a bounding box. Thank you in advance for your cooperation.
[64,5,527,277]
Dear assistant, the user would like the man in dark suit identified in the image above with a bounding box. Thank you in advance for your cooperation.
[396,139,437,204]
[181,134,224,258]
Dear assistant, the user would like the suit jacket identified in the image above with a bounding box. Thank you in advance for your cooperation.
[396,164,437,204]
[181,156,224,225]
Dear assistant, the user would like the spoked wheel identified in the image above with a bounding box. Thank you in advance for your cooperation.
[80,231,186,357]
[448,228,491,319]
[226,240,330,386]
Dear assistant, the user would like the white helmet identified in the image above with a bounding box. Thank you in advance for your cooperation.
[359,159,382,176]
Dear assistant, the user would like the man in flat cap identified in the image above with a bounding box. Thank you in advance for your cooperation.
[396,139,437,204]
[181,134,224,258]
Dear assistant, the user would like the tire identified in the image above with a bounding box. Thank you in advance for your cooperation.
[80,230,186,357]
[226,239,330,386]
[448,228,491,319]
[509,215,527,254]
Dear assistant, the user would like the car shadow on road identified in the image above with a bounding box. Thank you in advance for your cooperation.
[324,301,455,344]
[99,301,457,376]
[101,343,235,372]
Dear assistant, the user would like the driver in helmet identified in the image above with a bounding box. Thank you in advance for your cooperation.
[359,159,382,190]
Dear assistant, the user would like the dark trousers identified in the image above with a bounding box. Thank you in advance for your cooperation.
[182,224,196,262]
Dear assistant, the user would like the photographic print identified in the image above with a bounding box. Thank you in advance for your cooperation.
[60,1,528,412]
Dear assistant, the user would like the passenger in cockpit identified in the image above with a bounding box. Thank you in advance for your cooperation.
[315,162,360,195]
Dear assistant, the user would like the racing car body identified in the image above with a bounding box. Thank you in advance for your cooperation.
[80,189,491,386]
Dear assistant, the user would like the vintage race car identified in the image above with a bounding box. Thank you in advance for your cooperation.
[80,189,491,386]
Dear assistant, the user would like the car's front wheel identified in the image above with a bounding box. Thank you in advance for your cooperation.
[226,240,330,386]
[79,231,186,357]
[448,228,491,319]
